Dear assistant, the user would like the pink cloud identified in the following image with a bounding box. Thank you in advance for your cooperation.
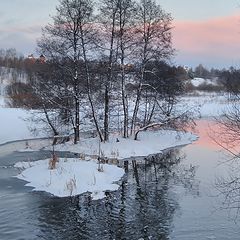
[173,14,240,61]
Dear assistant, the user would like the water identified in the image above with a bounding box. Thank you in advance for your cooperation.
[0,120,240,240]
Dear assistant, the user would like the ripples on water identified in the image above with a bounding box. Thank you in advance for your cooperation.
[37,150,191,240]
[0,149,196,240]
[1,123,240,240]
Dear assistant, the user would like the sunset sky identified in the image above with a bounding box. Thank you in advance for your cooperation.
[0,0,239,68]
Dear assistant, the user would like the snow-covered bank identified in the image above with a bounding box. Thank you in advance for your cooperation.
[51,130,198,159]
[0,107,34,145]
[0,138,51,157]
[180,92,229,118]
[0,91,230,147]
[15,158,125,200]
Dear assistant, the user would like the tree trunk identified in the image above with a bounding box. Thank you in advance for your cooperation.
[79,26,104,142]
[103,7,118,142]
[130,80,142,135]
[43,107,59,137]
[121,65,128,138]
[104,84,109,141]
[74,95,80,144]
[147,98,156,125]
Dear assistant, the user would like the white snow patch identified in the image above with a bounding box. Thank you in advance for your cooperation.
[191,78,206,87]
[0,107,34,145]
[191,78,218,87]
[51,130,198,159]
[0,105,48,147]
[0,96,5,107]
[14,158,125,200]
[180,93,229,118]
[14,128,197,199]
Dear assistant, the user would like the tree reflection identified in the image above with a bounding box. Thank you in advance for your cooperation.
[210,98,240,219]
[215,160,240,219]
[37,149,198,239]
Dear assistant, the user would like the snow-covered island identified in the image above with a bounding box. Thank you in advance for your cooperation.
[15,158,125,200]
[0,57,227,201]
[2,85,231,200]
[0,87,201,200]
[1,0,240,238]
[50,129,197,159]
[0,84,201,200]
[14,129,197,199]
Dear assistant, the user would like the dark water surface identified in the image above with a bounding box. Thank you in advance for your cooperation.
[0,120,240,240]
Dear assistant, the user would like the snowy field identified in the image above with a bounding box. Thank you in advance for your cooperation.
[0,96,46,145]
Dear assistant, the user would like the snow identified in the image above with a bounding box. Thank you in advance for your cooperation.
[51,130,198,159]
[180,92,228,118]
[14,158,125,200]
[0,96,4,107]
[1,91,232,200]
[0,107,34,145]
[0,92,228,148]
[5,90,233,201]
[190,78,218,87]
[191,78,206,87]
[14,129,197,199]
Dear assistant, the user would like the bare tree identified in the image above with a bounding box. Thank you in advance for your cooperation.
[211,71,240,217]
[117,0,137,138]
[98,0,121,141]
[130,0,174,135]
[38,0,101,144]
[5,0,185,145]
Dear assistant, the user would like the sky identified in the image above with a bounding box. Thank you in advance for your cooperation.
[0,0,239,69]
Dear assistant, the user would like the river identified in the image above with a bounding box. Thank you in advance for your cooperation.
[0,120,239,240]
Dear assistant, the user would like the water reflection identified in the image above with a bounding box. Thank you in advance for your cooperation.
[191,119,223,150]
[202,119,240,219]
[214,153,240,220]
[2,120,240,239]
[37,149,198,240]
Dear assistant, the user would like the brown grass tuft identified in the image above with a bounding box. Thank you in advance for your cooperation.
[49,154,59,170]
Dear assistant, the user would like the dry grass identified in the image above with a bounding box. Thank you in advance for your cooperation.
[79,153,86,160]
[97,164,104,172]
[66,176,77,196]
[49,154,59,170]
